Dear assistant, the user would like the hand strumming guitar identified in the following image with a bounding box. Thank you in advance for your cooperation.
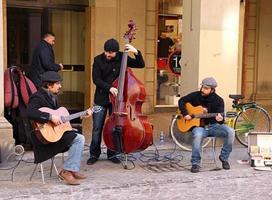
[51,114,63,125]
[184,114,192,121]
[215,113,224,122]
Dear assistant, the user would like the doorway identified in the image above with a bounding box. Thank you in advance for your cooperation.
[7,5,87,126]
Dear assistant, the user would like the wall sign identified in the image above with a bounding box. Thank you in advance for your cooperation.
[168,50,181,75]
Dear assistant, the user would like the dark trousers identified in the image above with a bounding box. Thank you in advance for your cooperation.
[89,105,116,158]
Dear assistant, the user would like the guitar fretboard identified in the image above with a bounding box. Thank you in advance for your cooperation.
[60,106,102,123]
[62,111,87,123]
[192,113,223,119]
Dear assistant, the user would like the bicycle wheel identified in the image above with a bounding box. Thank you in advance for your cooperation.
[234,105,271,147]
[170,115,211,151]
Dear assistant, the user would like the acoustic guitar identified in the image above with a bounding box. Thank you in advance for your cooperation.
[34,106,101,143]
[176,103,235,133]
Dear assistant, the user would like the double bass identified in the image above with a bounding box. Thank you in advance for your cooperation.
[103,20,153,154]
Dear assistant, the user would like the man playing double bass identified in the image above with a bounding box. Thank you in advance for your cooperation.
[87,38,145,165]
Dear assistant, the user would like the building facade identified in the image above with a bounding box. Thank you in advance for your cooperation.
[0,0,271,142]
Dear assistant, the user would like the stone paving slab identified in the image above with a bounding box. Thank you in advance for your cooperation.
[0,141,272,200]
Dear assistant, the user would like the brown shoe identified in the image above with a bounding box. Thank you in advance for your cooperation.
[59,170,80,185]
[71,171,87,180]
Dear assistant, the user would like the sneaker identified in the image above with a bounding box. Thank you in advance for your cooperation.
[87,157,98,165]
[219,155,230,170]
[190,165,200,173]
[108,157,121,164]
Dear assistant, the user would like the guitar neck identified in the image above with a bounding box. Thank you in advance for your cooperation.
[62,110,87,123]
[193,113,223,119]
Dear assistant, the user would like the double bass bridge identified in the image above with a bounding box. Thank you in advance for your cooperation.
[113,111,128,116]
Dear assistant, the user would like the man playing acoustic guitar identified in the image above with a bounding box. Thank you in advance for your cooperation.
[178,77,235,173]
[27,71,92,185]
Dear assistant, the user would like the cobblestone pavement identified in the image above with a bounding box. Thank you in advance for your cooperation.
[1,139,272,200]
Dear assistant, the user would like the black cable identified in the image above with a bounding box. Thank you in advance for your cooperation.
[138,139,189,173]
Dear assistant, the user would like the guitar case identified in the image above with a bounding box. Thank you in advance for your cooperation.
[4,66,37,149]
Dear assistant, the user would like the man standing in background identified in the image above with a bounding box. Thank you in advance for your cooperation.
[28,32,63,87]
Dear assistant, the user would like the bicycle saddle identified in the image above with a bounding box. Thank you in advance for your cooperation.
[229,94,244,100]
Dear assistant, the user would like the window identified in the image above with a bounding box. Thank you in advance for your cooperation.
[156,0,182,106]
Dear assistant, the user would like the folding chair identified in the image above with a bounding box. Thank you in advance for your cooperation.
[201,137,218,168]
[29,156,61,184]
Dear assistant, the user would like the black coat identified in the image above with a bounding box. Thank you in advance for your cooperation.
[27,88,76,163]
[92,51,145,106]
[28,40,61,87]
[178,91,225,125]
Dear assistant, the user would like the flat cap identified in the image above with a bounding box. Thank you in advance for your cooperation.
[41,71,62,82]
[200,77,218,88]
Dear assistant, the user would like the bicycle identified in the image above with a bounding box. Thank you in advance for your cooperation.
[170,94,271,151]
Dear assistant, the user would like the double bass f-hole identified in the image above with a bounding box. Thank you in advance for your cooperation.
[127,105,136,121]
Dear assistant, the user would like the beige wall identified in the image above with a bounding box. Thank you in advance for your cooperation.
[53,11,85,65]
[255,0,272,103]
[199,0,240,109]
[52,10,85,94]
[180,0,201,95]
[242,0,272,105]
[0,0,13,146]
[0,0,4,114]
[243,0,257,101]
[181,0,240,109]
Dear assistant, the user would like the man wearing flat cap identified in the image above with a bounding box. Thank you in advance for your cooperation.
[178,77,235,173]
[87,38,145,165]
[27,71,92,185]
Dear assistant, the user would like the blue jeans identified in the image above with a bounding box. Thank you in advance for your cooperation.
[89,105,115,158]
[191,123,235,166]
[63,133,85,172]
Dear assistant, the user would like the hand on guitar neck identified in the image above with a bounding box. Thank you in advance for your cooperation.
[50,108,93,126]
[80,108,93,119]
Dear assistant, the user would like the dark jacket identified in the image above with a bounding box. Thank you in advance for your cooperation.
[28,40,61,87]
[27,88,76,163]
[178,91,225,125]
[92,51,145,106]
[157,36,174,57]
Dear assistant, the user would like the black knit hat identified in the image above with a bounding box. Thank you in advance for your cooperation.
[104,38,119,52]
[41,71,62,82]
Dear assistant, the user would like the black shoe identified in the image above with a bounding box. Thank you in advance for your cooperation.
[108,157,121,164]
[190,165,200,173]
[219,156,230,170]
[87,157,98,165]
